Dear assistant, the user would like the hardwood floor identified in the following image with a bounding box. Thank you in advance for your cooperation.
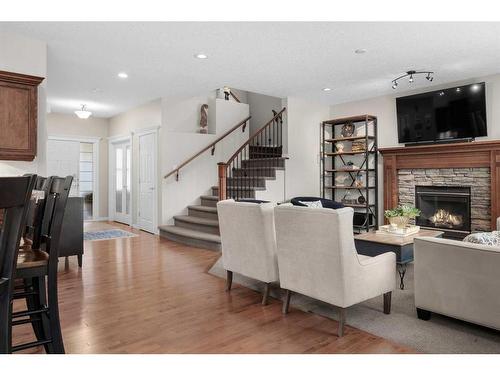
[12,222,414,354]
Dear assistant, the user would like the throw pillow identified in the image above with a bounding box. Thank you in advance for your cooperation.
[298,200,323,209]
[463,231,500,247]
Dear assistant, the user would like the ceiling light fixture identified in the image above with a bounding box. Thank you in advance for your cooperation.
[75,104,92,119]
[194,53,208,59]
[117,72,128,79]
[471,84,480,92]
[322,87,332,92]
[391,70,434,89]
[355,49,367,54]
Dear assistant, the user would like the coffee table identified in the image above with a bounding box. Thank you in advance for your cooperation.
[354,229,444,290]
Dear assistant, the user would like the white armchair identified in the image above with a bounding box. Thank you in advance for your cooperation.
[274,205,396,336]
[217,199,279,305]
[414,237,500,330]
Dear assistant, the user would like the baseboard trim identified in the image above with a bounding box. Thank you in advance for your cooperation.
[85,217,109,222]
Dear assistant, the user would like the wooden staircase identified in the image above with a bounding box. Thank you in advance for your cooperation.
[160,108,286,251]
[159,149,285,250]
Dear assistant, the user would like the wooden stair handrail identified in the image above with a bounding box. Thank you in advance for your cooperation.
[230,91,241,103]
[225,107,286,166]
[218,107,286,201]
[164,115,251,180]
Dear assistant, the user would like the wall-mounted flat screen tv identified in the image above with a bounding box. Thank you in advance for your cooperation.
[396,82,487,144]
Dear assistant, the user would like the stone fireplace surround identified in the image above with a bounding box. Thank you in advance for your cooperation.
[380,140,500,232]
[398,168,490,232]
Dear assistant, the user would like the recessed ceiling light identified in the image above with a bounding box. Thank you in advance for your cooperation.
[471,84,480,92]
[194,53,208,59]
[322,88,332,92]
[117,72,128,79]
[355,49,367,54]
[456,87,461,93]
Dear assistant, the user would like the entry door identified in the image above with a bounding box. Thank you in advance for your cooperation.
[47,139,80,196]
[137,132,157,233]
[113,141,131,224]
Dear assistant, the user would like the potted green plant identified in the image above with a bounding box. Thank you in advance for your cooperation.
[384,205,421,229]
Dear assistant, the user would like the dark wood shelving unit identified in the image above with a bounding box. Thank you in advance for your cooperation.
[321,115,379,233]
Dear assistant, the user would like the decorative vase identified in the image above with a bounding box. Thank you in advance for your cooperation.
[388,216,410,229]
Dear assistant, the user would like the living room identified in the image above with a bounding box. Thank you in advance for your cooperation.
[1,1,499,373]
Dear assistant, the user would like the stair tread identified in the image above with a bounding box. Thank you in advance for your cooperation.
[243,157,288,161]
[200,195,218,201]
[233,167,285,170]
[188,205,217,213]
[174,215,219,227]
[159,225,221,243]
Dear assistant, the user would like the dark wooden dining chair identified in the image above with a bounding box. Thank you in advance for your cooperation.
[11,176,73,354]
[0,175,37,354]
[22,175,49,251]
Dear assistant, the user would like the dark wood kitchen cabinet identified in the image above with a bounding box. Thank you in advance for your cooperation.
[0,70,44,161]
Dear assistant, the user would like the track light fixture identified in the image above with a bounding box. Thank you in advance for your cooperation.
[391,70,434,89]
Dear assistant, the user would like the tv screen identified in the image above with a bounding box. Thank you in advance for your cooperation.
[396,82,487,144]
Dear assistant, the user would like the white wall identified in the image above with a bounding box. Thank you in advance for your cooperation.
[162,99,250,225]
[0,32,47,176]
[330,73,500,147]
[162,92,216,133]
[109,99,162,226]
[284,97,330,199]
[247,92,283,135]
[46,113,109,218]
[330,73,500,222]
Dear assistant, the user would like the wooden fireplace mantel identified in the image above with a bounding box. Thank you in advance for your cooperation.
[379,140,500,229]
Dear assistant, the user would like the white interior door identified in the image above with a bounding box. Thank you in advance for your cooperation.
[47,139,80,196]
[137,131,157,233]
[112,141,131,224]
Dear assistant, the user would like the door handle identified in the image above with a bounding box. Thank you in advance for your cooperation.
[149,187,155,191]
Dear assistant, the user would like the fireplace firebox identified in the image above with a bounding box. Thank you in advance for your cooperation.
[415,186,471,239]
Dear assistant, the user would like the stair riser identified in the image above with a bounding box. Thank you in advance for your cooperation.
[200,197,218,207]
[188,208,219,220]
[242,159,285,168]
[211,187,256,199]
[232,169,276,178]
[226,179,266,188]
[174,219,220,235]
[159,230,221,251]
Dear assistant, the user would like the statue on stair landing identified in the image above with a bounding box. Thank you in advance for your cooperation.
[200,104,209,134]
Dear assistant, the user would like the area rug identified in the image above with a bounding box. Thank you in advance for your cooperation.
[208,258,500,353]
[84,229,137,241]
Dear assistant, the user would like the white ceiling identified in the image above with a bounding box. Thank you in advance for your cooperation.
[1,22,500,118]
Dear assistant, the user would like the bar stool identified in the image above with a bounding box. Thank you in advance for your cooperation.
[11,176,72,353]
[0,175,37,354]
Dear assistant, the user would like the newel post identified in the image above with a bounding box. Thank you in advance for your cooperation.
[218,162,227,201]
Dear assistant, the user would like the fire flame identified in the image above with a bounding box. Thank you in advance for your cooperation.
[429,209,463,227]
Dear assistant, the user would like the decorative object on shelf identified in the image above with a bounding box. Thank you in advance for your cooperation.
[335,142,345,153]
[357,195,366,204]
[335,175,348,186]
[391,70,434,89]
[340,122,355,137]
[384,205,421,229]
[354,175,364,188]
[345,161,359,170]
[199,104,209,134]
[352,140,366,152]
[341,191,357,205]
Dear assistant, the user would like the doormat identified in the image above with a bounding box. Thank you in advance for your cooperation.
[84,229,137,241]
